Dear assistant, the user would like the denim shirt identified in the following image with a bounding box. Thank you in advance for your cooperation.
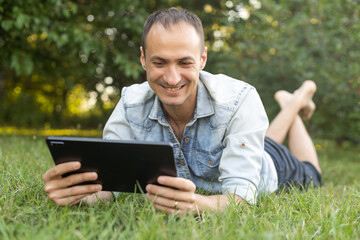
[103,71,278,204]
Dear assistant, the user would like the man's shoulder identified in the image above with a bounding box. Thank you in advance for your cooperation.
[199,71,253,103]
[121,81,155,105]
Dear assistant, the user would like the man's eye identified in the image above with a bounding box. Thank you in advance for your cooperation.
[153,62,163,66]
[180,62,192,66]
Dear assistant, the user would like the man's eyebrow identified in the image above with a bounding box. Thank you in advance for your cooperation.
[178,56,195,61]
[150,56,166,61]
[149,56,195,62]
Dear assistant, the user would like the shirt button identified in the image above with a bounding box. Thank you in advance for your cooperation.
[180,161,185,166]
[209,160,213,165]
[241,143,246,147]
[184,137,190,142]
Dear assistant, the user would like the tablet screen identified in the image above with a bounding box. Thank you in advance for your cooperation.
[46,136,177,193]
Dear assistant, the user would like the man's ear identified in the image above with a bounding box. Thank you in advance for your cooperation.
[140,46,146,70]
[200,46,208,70]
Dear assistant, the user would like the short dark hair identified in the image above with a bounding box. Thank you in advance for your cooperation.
[141,7,205,57]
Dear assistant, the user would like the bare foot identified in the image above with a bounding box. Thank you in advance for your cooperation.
[274,80,316,120]
[274,90,292,109]
[299,99,316,120]
[294,80,316,120]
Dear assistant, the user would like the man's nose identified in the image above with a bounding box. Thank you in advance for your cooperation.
[164,65,181,86]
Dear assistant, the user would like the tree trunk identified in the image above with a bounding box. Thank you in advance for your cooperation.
[0,71,7,99]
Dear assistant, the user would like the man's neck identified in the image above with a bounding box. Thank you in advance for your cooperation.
[163,104,195,143]
[163,105,194,124]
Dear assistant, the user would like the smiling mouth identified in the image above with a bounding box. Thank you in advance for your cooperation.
[165,86,181,91]
[163,85,184,91]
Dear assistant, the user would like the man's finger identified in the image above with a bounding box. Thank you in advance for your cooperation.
[152,203,195,215]
[44,171,98,193]
[146,192,176,208]
[42,162,81,182]
[47,184,102,201]
[146,193,196,211]
[152,203,184,215]
[157,176,196,192]
[53,193,90,206]
[146,184,196,203]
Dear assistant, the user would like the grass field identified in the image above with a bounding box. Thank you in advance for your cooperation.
[0,135,359,239]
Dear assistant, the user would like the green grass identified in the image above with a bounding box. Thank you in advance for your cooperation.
[0,135,359,239]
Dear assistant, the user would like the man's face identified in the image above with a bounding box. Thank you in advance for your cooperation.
[140,22,207,111]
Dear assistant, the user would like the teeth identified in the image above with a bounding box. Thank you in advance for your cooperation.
[165,86,181,91]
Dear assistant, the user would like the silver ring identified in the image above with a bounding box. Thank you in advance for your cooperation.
[174,200,178,209]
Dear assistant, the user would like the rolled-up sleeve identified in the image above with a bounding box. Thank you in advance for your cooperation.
[103,89,135,141]
[219,88,269,204]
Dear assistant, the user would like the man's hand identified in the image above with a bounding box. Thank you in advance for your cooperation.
[146,176,245,214]
[145,176,198,215]
[42,161,102,206]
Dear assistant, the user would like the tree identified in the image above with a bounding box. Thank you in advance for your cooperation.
[0,0,146,127]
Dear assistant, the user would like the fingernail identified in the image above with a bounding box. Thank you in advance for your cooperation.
[73,162,81,168]
[146,185,151,191]
[95,185,102,191]
[158,176,165,183]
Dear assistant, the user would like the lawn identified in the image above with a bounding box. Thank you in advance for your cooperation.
[0,135,359,239]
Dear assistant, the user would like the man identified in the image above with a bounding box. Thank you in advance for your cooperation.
[42,8,321,214]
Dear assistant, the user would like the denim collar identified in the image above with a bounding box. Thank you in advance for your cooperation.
[148,78,215,125]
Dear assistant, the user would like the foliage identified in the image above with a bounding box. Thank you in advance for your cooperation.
[205,0,360,143]
[1,135,360,239]
[0,0,147,127]
[0,0,359,142]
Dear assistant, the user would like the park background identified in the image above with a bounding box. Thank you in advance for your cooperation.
[1,1,360,239]
[0,0,359,143]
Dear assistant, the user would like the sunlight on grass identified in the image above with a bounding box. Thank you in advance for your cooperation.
[0,126,102,137]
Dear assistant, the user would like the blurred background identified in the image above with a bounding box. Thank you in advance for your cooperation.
[0,0,359,144]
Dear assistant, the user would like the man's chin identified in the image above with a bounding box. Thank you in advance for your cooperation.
[160,98,186,108]
[162,101,184,107]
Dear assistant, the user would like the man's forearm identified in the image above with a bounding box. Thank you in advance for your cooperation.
[195,193,244,212]
[81,191,114,205]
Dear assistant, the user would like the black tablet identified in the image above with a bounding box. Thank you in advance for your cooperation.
[46,136,177,193]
